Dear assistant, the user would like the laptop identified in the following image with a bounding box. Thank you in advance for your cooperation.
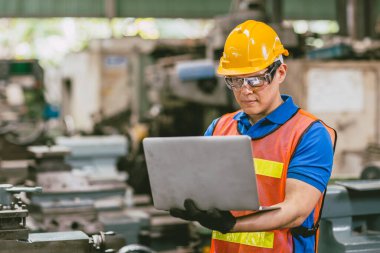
[143,135,279,212]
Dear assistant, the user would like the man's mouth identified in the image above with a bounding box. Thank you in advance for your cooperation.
[241,99,258,103]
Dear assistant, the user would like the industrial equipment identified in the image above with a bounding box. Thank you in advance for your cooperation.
[0,160,30,185]
[308,0,379,60]
[55,135,128,182]
[319,180,380,252]
[23,139,194,252]
[0,184,126,253]
[0,60,46,160]
[26,144,126,234]
[282,60,380,178]
[60,37,206,133]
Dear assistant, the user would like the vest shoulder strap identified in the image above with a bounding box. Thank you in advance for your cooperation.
[299,109,337,150]
[213,110,241,135]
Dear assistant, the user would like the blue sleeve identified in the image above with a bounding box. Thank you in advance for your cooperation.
[204,118,220,136]
[287,122,334,193]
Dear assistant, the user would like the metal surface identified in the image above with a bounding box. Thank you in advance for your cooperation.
[335,179,380,191]
[6,186,42,193]
[25,142,129,236]
[100,213,142,245]
[0,185,40,241]
[319,183,380,253]
[0,230,125,253]
[0,231,90,253]
[0,160,30,185]
[0,184,41,204]
[118,245,155,253]
[146,59,228,107]
[28,146,71,159]
[0,184,130,253]
[54,135,128,182]
[32,200,102,233]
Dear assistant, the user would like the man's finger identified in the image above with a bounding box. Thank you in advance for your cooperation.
[207,208,222,219]
[169,208,193,221]
[184,199,203,218]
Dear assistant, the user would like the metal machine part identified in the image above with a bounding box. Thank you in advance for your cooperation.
[25,144,126,234]
[0,184,41,241]
[0,160,30,185]
[319,181,380,252]
[361,144,380,179]
[145,58,228,107]
[31,198,102,233]
[27,143,126,202]
[0,229,125,253]
[55,135,128,182]
[27,145,72,174]
[0,184,134,253]
[118,244,156,253]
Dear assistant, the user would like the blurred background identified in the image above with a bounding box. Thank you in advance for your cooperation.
[0,0,379,253]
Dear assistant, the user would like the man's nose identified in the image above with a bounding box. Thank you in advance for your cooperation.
[241,82,253,93]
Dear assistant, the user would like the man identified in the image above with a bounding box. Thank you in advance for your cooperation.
[170,20,336,253]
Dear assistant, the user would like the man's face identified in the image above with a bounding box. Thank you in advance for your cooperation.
[230,64,287,122]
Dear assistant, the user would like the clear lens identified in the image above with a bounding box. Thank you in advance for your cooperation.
[224,76,267,90]
[245,77,267,87]
[225,77,244,89]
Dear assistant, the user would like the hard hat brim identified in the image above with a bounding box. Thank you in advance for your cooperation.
[217,65,270,77]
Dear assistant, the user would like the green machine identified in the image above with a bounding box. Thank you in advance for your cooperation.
[0,60,45,119]
[0,60,46,159]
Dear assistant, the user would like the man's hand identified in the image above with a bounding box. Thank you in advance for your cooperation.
[169,199,236,234]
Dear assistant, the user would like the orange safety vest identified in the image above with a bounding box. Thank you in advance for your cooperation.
[210,109,336,253]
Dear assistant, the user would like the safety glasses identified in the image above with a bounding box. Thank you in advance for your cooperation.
[224,61,281,90]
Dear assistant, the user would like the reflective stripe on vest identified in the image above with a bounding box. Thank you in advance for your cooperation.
[212,231,275,249]
[254,158,284,179]
[212,231,274,249]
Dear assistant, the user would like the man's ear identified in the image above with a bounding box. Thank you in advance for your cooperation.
[276,63,287,84]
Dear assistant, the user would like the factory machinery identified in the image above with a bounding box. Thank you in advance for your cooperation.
[0,0,378,252]
[0,183,149,253]
[319,180,380,252]
[3,172,380,253]
[1,135,200,252]
[0,60,48,160]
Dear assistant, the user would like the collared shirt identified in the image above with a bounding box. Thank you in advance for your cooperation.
[204,95,334,253]
[204,94,333,192]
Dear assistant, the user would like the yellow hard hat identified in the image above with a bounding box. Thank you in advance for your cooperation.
[217,20,289,76]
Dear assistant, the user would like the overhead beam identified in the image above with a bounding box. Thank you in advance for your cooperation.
[0,0,231,18]
[0,0,105,17]
[115,0,232,18]
[0,0,378,21]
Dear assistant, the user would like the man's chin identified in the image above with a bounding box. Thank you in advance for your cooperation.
[242,107,263,116]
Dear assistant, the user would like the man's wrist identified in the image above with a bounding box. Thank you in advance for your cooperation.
[229,217,238,232]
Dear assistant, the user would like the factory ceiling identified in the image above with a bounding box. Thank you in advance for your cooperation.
[0,0,370,20]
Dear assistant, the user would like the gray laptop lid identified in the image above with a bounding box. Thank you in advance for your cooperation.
[143,135,261,211]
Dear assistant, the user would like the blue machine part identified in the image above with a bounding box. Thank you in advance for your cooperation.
[175,59,216,81]
[43,104,60,119]
[307,43,352,60]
